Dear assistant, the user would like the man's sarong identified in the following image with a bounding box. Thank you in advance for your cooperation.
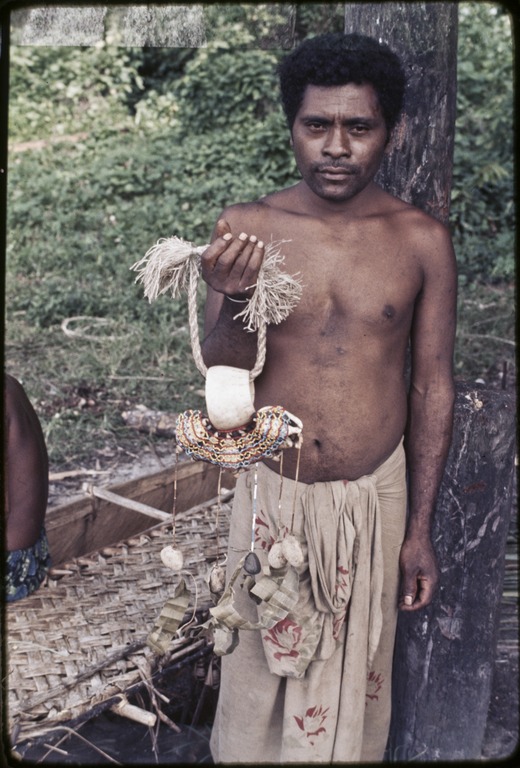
[5,526,51,602]
[210,440,407,763]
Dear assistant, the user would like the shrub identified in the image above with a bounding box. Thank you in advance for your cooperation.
[450,3,514,283]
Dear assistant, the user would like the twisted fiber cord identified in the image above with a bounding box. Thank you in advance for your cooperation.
[187,262,207,378]
[187,266,267,381]
[250,323,267,380]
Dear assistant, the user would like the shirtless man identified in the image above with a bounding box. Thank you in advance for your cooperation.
[4,373,51,601]
[200,33,456,763]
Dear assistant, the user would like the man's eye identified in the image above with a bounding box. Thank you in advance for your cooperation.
[307,122,327,131]
[351,124,369,134]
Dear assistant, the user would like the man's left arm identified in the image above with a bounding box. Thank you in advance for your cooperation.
[400,220,458,612]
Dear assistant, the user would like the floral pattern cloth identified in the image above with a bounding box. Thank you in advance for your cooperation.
[5,526,51,602]
[210,440,407,763]
[256,471,386,680]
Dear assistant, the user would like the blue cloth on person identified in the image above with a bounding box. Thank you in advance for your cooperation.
[5,526,51,602]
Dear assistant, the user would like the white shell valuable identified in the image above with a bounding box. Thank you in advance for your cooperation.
[208,564,227,595]
[281,535,304,568]
[205,366,255,430]
[267,540,287,570]
[160,545,184,571]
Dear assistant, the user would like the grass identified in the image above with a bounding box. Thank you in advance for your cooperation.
[5,305,205,468]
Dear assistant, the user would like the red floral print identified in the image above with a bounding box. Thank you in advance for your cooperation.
[264,618,303,661]
[254,511,274,551]
[366,670,384,701]
[294,704,330,745]
[335,564,350,599]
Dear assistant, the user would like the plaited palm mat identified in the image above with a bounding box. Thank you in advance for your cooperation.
[6,491,232,743]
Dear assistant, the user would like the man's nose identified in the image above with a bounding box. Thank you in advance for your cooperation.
[323,127,351,157]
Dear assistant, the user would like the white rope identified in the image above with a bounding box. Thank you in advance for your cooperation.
[132,235,302,381]
[187,262,207,378]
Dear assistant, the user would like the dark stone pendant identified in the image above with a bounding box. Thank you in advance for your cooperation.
[243,551,261,575]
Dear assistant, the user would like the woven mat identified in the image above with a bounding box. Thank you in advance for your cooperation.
[7,492,232,742]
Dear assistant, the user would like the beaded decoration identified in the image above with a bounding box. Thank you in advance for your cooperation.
[175,406,303,470]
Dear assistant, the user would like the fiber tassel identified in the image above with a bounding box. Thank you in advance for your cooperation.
[131,236,303,329]
[131,236,207,302]
[232,240,303,331]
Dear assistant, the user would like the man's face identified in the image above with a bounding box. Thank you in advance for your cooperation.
[290,82,388,204]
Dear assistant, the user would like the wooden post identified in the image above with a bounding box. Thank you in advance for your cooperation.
[343,2,458,224]
[388,382,516,760]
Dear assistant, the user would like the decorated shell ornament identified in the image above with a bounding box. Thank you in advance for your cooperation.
[132,234,305,643]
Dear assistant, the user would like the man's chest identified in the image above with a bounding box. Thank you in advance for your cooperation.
[281,233,423,336]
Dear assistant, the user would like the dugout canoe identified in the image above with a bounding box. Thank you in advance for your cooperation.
[45,458,236,565]
[6,459,236,747]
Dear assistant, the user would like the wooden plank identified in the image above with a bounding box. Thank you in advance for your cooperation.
[45,460,236,565]
[85,486,173,521]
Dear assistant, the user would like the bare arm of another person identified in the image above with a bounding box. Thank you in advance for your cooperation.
[4,374,49,551]
[201,212,266,370]
[400,220,457,611]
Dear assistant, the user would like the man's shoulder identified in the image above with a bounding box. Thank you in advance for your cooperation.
[382,194,451,241]
[221,199,268,219]
[220,188,296,230]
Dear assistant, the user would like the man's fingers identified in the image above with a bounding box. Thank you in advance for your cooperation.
[399,589,416,610]
[399,576,435,611]
[215,218,232,238]
[219,235,264,292]
[201,229,264,296]
[238,237,264,290]
[202,231,248,271]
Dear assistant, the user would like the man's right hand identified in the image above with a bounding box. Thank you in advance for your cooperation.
[200,219,265,298]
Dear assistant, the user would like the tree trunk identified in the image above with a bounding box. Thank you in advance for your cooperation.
[344,2,458,224]
[388,382,516,760]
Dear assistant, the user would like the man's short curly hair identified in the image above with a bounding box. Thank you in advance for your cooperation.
[279,33,406,134]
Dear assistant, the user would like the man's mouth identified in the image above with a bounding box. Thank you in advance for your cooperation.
[316,166,358,178]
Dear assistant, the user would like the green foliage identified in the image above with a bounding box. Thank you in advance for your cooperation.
[8,44,144,141]
[174,42,280,130]
[454,282,515,385]
[450,3,514,283]
[294,2,345,41]
[203,3,294,48]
